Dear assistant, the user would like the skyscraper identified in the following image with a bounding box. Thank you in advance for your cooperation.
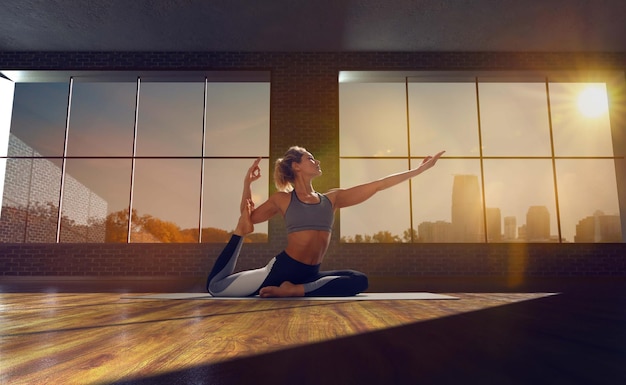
[417,220,452,242]
[503,216,517,240]
[451,174,483,242]
[526,205,550,241]
[486,207,502,242]
[575,210,622,242]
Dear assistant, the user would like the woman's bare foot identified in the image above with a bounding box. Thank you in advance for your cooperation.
[233,200,254,236]
[259,281,305,298]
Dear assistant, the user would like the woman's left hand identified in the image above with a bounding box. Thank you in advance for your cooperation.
[419,150,445,171]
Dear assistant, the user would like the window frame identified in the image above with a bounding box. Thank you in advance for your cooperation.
[339,70,626,243]
[0,70,271,243]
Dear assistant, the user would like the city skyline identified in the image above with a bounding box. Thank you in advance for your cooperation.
[342,173,622,243]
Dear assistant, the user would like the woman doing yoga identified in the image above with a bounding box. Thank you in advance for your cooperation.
[206,146,445,298]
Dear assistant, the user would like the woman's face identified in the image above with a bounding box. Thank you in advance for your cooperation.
[295,152,322,176]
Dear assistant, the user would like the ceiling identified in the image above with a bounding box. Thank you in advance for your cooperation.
[1,0,626,52]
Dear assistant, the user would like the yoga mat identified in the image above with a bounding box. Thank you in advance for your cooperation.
[123,292,458,301]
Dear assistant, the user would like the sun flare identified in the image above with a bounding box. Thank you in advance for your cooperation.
[577,85,608,118]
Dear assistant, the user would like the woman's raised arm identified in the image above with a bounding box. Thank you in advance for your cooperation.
[239,157,282,224]
[330,151,445,209]
[240,157,262,213]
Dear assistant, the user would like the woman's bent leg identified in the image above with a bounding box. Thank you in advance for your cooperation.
[207,235,280,297]
[209,258,277,297]
[258,253,369,298]
[303,270,369,297]
[206,235,244,294]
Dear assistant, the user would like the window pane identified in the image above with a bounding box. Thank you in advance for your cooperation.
[205,83,270,157]
[136,82,204,157]
[0,76,13,156]
[340,83,407,157]
[480,83,551,157]
[202,159,269,242]
[408,83,480,157]
[411,158,482,242]
[483,159,557,242]
[340,159,410,243]
[131,159,201,243]
[59,159,131,243]
[67,82,137,156]
[1,158,60,242]
[550,82,614,157]
[0,77,13,218]
[9,82,68,157]
[556,159,622,242]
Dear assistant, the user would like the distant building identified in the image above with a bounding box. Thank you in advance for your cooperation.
[418,220,452,242]
[0,134,108,242]
[451,174,483,242]
[503,216,517,240]
[575,210,622,242]
[486,207,501,242]
[525,206,551,241]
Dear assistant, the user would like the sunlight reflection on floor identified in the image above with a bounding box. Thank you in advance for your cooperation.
[0,292,557,384]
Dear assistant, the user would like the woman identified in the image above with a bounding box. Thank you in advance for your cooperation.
[207,146,445,298]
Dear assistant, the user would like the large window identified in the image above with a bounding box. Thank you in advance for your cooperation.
[339,71,624,243]
[0,71,270,243]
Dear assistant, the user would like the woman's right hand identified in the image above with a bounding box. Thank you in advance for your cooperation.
[245,157,262,185]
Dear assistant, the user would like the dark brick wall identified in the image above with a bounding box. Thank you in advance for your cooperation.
[1,51,625,278]
[1,242,624,277]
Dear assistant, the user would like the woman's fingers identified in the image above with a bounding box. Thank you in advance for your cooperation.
[246,158,262,181]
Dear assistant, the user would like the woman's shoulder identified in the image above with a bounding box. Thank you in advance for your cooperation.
[322,188,342,206]
[270,190,292,210]
[272,190,292,199]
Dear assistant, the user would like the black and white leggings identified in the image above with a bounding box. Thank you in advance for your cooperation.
[206,235,368,297]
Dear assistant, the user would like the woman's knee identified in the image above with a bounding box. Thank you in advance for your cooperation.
[354,271,369,292]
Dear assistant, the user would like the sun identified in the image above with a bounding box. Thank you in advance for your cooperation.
[577,85,608,118]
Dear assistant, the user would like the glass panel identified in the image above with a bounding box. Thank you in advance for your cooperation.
[67,82,137,157]
[130,159,201,243]
[340,159,410,243]
[0,76,14,213]
[479,83,552,157]
[135,82,204,157]
[9,82,68,158]
[556,159,622,242]
[549,82,614,157]
[411,158,482,242]
[205,83,270,157]
[1,158,60,243]
[202,159,269,242]
[483,159,558,242]
[339,83,408,157]
[59,159,131,243]
[408,83,480,157]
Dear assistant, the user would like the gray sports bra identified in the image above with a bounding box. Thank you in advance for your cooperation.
[284,190,334,233]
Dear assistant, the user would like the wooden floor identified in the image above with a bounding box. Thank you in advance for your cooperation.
[1,276,625,385]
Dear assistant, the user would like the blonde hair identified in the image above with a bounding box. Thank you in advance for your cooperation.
[274,146,307,192]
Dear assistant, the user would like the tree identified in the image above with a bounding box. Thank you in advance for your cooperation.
[201,227,231,243]
[402,228,418,243]
[372,230,401,243]
[341,231,404,243]
[105,209,132,243]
